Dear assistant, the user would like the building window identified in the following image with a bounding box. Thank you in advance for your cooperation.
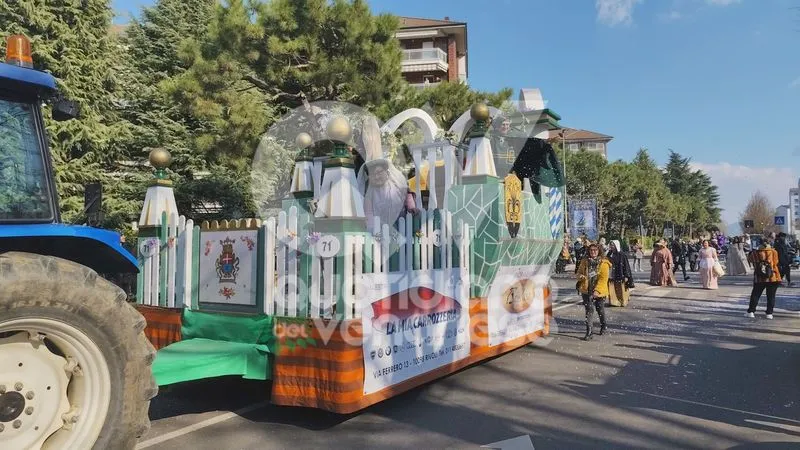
[567,143,580,151]
[586,142,605,151]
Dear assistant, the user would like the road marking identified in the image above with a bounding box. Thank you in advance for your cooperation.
[482,434,535,449]
[135,401,270,449]
[624,390,800,425]
[553,297,581,311]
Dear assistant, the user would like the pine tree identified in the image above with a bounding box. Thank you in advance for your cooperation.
[117,0,216,177]
[0,0,136,227]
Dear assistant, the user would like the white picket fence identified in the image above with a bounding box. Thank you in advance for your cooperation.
[138,207,471,320]
[262,206,471,319]
[138,213,195,309]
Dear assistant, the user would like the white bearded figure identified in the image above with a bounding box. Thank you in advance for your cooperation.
[357,116,416,233]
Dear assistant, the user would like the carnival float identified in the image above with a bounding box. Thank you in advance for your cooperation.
[134,89,565,413]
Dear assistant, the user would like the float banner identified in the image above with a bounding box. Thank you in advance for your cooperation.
[569,199,598,240]
[487,265,549,347]
[359,270,471,395]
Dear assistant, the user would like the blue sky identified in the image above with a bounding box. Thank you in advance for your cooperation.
[112,0,800,225]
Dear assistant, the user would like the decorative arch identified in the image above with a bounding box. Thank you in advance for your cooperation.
[380,108,441,143]
[448,106,503,143]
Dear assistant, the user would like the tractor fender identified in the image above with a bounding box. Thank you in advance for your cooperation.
[0,224,138,274]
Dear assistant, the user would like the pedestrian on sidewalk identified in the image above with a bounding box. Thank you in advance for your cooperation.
[698,240,720,290]
[631,239,644,272]
[576,243,611,340]
[746,242,781,319]
[608,240,635,307]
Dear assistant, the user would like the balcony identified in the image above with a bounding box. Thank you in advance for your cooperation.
[409,81,441,89]
[401,48,448,73]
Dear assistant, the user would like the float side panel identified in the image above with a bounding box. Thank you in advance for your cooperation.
[270,293,551,414]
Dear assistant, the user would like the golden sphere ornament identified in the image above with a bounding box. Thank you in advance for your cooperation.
[149,148,172,169]
[470,103,490,122]
[295,132,313,149]
[326,116,352,142]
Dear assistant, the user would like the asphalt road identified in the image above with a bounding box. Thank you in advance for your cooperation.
[138,264,800,450]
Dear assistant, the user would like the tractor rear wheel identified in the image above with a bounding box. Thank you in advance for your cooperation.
[0,252,157,450]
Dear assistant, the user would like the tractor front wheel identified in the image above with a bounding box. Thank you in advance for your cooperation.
[0,252,157,450]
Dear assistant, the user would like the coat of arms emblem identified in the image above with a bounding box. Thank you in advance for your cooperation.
[216,237,240,283]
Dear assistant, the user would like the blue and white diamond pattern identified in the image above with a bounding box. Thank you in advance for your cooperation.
[547,186,563,239]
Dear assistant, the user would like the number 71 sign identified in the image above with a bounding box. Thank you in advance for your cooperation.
[315,235,341,258]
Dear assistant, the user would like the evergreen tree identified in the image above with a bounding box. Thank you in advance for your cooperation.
[118,0,216,177]
[662,149,721,234]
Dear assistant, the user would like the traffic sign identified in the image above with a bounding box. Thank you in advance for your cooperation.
[775,216,785,225]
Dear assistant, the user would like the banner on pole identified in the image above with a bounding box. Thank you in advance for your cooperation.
[569,199,598,240]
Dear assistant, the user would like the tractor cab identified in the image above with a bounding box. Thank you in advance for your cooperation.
[0,34,137,273]
[0,35,60,223]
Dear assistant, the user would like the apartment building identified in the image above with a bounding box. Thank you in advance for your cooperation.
[789,180,800,235]
[396,16,468,88]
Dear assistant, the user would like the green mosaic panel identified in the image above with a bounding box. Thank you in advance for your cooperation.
[447,181,561,297]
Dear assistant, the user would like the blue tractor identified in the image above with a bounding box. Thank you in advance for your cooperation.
[0,35,155,449]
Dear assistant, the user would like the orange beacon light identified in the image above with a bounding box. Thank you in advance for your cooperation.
[6,34,34,68]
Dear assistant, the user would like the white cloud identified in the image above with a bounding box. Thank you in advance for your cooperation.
[596,0,642,26]
[790,77,800,89]
[706,0,740,5]
[690,162,797,223]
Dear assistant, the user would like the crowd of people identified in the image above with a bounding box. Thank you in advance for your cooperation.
[561,231,795,340]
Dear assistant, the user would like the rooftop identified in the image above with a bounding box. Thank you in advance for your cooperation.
[548,127,613,142]
[398,16,466,29]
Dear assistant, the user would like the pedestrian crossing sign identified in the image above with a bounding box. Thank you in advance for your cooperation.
[775,216,785,225]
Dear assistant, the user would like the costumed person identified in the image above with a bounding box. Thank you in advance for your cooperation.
[356,117,417,233]
[650,240,677,286]
[573,239,585,274]
[688,240,700,272]
[507,133,565,197]
[608,240,635,307]
[576,243,611,340]
[726,236,749,276]
[746,241,781,319]
[556,238,571,274]
[631,239,644,272]
[698,240,720,289]
[671,239,690,281]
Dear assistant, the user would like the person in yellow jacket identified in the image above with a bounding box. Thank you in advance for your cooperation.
[576,243,612,340]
